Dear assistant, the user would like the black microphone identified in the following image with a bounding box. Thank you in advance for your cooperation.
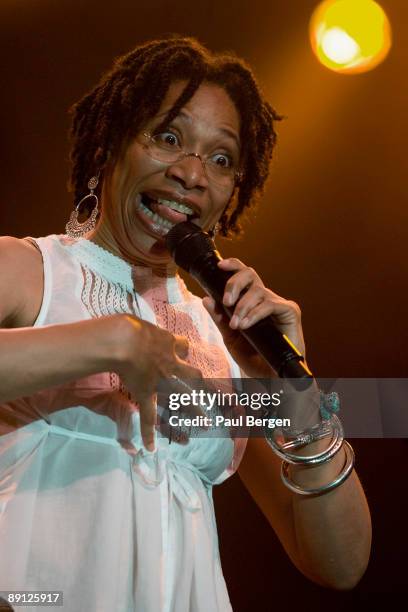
[165,221,314,390]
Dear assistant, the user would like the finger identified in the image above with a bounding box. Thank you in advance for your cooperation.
[156,405,190,445]
[202,295,216,311]
[138,392,157,452]
[158,375,208,419]
[203,295,229,316]
[173,360,203,379]
[157,374,195,399]
[217,257,246,270]
[173,335,189,359]
[234,300,271,329]
[222,267,261,307]
[172,363,204,391]
[228,286,265,329]
[169,366,211,418]
[218,260,287,304]
[202,296,241,343]
[202,296,229,326]
[238,298,300,330]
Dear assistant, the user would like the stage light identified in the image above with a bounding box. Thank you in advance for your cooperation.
[309,0,392,74]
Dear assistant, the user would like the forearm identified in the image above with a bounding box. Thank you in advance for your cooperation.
[0,315,126,402]
[290,439,372,590]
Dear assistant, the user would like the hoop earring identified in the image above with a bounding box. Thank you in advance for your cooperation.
[65,173,100,239]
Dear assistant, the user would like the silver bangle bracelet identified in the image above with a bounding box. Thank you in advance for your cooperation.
[266,414,344,465]
[280,440,355,496]
[280,421,333,451]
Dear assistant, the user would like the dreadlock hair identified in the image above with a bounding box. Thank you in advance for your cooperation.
[67,35,283,238]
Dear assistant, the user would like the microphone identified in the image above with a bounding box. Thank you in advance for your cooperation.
[165,221,314,390]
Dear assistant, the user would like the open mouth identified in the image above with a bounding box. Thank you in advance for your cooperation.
[137,193,199,234]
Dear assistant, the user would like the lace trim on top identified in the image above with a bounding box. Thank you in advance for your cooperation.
[66,237,189,304]
[80,265,135,319]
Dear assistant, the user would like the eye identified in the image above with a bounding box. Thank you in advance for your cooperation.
[154,131,180,148]
[211,153,234,168]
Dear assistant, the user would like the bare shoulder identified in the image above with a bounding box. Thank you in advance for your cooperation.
[0,236,44,328]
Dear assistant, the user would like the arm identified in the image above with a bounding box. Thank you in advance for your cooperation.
[238,435,372,590]
[0,237,201,449]
[0,317,126,403]
[0,236,125,402]
[202,258,371,590]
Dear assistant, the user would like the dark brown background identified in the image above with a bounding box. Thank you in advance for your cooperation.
[1,0,406,606]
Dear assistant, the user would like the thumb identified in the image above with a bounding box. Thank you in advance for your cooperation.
[202,296,236,338]
[202,296,224,323]
[202,296,215,312]
[138,392,157,452]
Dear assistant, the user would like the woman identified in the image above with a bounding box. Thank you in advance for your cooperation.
[0,36,371,611]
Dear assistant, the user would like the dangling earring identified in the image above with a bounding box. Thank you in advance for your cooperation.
[208,221,220,240]
[65,172,100,239]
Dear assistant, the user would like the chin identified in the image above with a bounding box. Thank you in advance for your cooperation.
[126,227,174,266]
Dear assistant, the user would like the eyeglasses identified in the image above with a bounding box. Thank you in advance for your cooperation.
[140,131,243,188]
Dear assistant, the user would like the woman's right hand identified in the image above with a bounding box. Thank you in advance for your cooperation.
[113,314,203,451]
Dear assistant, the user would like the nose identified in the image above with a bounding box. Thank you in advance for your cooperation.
[165,153,208,190]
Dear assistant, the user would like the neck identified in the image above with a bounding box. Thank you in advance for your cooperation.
[86,224,178,278]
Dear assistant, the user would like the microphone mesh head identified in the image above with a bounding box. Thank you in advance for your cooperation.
[165,221,215,272]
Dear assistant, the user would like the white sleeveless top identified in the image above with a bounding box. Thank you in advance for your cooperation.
[0,234,248,612]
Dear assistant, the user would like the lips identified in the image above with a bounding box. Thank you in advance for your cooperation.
[142,191,201,218]
[136,191,204,240]
[150,201,187,223]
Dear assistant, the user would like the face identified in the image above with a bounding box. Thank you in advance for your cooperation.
[92,81,241,272]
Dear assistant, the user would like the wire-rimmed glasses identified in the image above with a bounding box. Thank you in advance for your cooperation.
[140,131,243,188]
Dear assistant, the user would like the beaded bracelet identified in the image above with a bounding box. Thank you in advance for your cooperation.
[319,389,340,420]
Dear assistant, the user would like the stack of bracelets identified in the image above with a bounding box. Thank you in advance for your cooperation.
[265,389,355,496]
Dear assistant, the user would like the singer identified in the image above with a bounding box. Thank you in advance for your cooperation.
[0,36,371,610]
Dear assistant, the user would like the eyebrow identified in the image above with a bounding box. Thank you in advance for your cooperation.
[154,109,241,149]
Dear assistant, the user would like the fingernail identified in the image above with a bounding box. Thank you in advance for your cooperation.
[223,293,233,306]
[230,314,239,328]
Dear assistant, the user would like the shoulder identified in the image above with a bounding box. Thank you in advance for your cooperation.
[0,236,44,328]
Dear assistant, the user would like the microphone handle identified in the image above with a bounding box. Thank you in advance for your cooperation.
[192,252,314,389]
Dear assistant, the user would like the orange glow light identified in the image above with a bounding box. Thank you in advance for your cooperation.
[309,0,392,74]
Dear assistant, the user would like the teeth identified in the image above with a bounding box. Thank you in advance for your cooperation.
[138,198,175,231]
[157,198,194,215]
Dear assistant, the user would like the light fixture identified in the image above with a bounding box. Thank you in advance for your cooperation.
[309,0,392,74]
